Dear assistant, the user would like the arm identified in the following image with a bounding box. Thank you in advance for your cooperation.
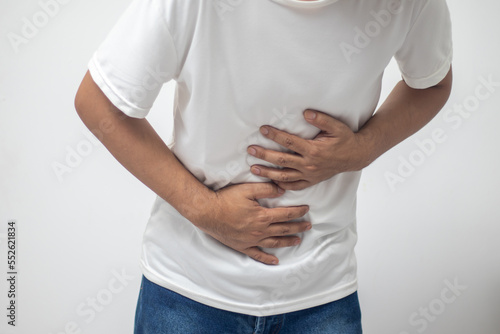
[74,71,311,265]
[247,67,453,190]
[358,67,453,167]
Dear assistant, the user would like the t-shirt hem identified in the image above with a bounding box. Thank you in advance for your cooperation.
[140,261,358,317]
[88,55,150,119]
[401,51,453,89]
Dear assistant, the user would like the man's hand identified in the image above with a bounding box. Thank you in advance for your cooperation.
[75,72,311,267]
[195,182,311,266]
[247,110,369,191]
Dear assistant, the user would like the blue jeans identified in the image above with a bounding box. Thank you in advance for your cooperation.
[134,275,362,334]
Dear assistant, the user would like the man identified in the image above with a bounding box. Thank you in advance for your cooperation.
[75,0,452,332]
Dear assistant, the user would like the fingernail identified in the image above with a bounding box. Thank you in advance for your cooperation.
[278,187,285,194]
[306,224,312,230]
[305,110,317,120]
[271,260,279,265]
[260,127,269,135]
[251,166,261,175]
[293,239,301,245]
[247,147,257,156]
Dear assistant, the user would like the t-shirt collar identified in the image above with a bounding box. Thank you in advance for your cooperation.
[270,0,339,8]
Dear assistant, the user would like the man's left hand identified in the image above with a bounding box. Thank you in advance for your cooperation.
[247,110,370,191]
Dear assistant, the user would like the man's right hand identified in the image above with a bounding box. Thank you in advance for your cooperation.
[75,72,310,266]
[194,182,311,266]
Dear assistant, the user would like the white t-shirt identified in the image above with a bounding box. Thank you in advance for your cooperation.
[88,0,452,316]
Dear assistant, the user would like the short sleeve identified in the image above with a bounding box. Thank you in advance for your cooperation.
[88,0,179,118]
[394,0,453,89]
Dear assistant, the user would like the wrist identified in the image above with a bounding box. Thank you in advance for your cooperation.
[183,187,219,231]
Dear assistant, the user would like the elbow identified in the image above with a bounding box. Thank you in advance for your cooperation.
[74,88,85,118]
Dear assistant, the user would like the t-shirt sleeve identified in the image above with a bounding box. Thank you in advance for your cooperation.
[88,0,179,118]
[394,0,453,89]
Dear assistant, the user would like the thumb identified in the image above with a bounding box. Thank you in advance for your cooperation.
[245,182,285,201]
[304,109,347,135]
[244,247,280,265]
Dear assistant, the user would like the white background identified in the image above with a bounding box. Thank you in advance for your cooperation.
[1,0,499,333]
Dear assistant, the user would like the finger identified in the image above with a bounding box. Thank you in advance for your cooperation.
[258,236,303,249]
[243,182,285,200]
[263,205,310,224]
[304,109,348,135]
[247,146,303,168]
[250,165,303,183]
[258,126,311,155]
[265,221,312,238]
[243,247,279,265]
[275,180,311,191]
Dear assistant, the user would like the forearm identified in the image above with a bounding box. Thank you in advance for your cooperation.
[74,71,214,224]
[74,71,311,265]
[357,68,453,166]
